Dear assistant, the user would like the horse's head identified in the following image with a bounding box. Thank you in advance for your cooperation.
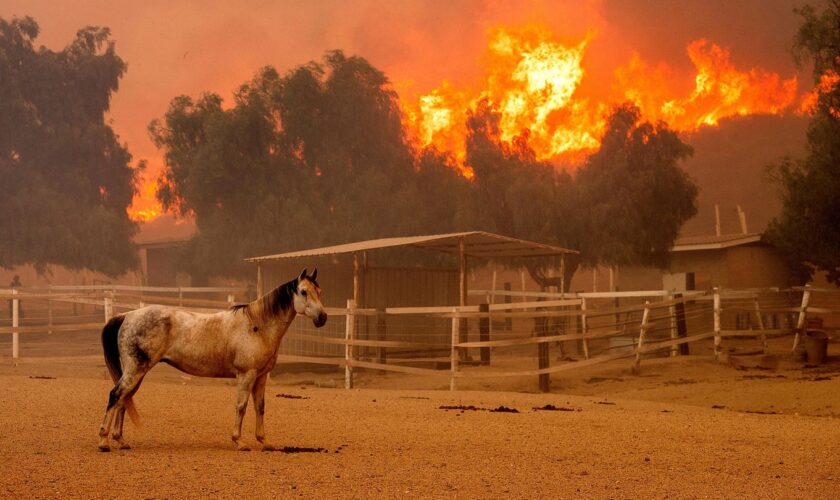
[293,268,327,328]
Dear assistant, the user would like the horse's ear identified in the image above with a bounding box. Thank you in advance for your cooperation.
[311,268,318,281]
[299,268,308,281]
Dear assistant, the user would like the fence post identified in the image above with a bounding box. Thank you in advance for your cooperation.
[479,303,490,365]
[668,294,678,357]
[633,301,650,373]
[103,291,113,322]
[345,299,355,389]
[227,294,235,306]
[376,309,386,365]
[753,297,767,353]
[580,297,589,359]
[47,285,53,334]
[713,287,722,360]
[12,289,19,359]
[450,308,459,391]
[675,293,689,355]
[792,285,811,353]
[178,287,183,307]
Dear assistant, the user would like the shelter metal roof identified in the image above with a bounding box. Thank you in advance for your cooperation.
[245,231,577,263]
[672,233,763,252]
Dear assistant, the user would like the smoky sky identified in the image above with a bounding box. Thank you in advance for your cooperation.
[2,0,812,210]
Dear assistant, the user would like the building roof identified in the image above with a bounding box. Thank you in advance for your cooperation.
[672,233,763,252]
[245,231,578,263]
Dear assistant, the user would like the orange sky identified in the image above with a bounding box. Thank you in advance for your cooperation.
[2,0,806,220]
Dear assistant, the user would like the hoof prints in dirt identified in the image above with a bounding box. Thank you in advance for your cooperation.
[276,393,310,399]
[533,404,579,412]
[438,405,520,413]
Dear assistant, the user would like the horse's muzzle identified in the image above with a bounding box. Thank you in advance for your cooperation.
[314,312,328,328]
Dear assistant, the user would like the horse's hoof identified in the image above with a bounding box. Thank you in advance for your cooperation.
[117,442,132,450]
[261,443,276,452]
[236,443,251,452]
[98,444,111,452]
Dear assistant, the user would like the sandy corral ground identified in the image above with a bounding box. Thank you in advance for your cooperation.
[1,331,839,498]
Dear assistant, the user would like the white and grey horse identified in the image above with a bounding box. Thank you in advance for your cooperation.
[97,269,326,451]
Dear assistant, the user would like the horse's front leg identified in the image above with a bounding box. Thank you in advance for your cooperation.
[232,370,257,451]
[251,373,274,451]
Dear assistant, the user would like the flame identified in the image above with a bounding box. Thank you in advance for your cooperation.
[618,39,798,129]
[404,26,605,164]
[404,25,800,175]
[127,179,162,222]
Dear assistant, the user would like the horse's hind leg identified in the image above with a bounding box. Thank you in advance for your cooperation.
[111,377,145,450]
[231,370,257,451]
[251,373,274,451]
[98,366,147,451]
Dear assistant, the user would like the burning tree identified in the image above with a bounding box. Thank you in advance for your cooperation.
[465,101,697,290]
[768,1,840,285]
[0,17,138,276]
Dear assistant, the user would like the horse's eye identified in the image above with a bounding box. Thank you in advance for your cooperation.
[301,290,308,297]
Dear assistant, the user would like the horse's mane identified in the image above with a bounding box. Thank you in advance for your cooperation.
[231,279,297,325]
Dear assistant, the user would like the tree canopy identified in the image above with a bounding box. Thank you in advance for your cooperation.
[151,52,469,277]
[768,1,840,285]
[0,17,138,276]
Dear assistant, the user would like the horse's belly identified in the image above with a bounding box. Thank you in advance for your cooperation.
[161,356,234,378]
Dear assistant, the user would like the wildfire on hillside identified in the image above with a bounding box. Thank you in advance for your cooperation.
[129,23,813,222]
[402,25,800,174]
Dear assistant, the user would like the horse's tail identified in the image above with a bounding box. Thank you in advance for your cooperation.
[101,315,142,427]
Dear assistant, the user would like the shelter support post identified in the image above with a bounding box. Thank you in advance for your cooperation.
[792,285,811,352]
[536,297,550,392]
[256,264,264,297]
[458,239,468,361]
[560,255,565,298]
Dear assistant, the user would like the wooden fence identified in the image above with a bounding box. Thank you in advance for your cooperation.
[2,284,838,392]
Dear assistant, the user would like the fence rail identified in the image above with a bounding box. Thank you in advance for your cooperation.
[3,284,838,391]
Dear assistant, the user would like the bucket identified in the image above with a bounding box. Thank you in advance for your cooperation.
[804,330,829,364]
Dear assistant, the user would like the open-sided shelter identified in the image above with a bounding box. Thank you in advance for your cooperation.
[245,232,577,359]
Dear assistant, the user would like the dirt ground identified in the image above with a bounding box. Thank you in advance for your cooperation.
[1,331,839,498]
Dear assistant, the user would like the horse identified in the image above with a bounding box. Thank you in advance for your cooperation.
[97,268,326,452]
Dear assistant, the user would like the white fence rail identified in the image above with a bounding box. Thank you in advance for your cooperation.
[3,284,838,392]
